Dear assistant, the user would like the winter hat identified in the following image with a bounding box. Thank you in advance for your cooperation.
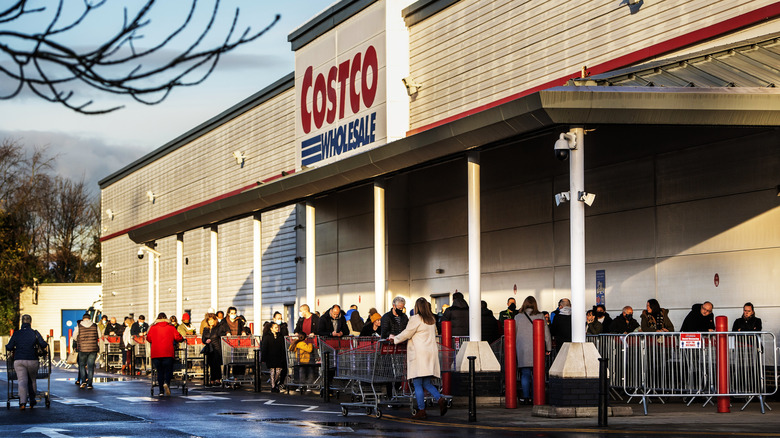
[370,313,381,323]
[182,313,190,322]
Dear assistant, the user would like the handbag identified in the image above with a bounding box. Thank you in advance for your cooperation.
[66,351,79,364]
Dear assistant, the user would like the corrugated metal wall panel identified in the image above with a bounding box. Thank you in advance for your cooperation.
[260,205,298,321]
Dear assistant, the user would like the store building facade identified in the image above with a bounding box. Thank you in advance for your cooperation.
[99,0,780,335]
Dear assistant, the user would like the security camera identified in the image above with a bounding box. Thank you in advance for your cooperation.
[137,248,144,260]
[554,132,576,161]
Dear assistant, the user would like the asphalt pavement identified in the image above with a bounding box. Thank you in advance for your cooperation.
[1,362,778,438]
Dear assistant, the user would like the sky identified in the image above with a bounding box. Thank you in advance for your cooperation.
[0,0,336,195]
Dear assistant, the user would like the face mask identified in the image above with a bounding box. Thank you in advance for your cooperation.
[299,312,304,318]
[508,303,516,312]
[625,314,634,320]
[229,314,236,321]
[274,319,281,325]
[595,311,604,318]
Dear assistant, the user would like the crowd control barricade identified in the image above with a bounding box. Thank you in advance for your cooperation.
[101,336,123,372]
[284,335,320,392]
[621,331,777,415]
[220,335,260,389]
[587,334,638,400]
[5,347,51,408]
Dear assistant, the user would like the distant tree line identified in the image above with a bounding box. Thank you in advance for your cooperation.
[0,138,99,333]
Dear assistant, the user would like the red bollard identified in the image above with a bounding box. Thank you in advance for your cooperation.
[68,328,73,354]
[533,319,546,406]
[50,329,54,338]
[441,321,452,395]
[249,323,254,335]
[504,319,517,408]
[716,315,730,413]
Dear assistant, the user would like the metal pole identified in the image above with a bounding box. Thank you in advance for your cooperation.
[468,355,477,422]
[254,348,261,392]
[533,319,546,406]
[442,321,452,395]
[598,357,609,426]
[569,126,586,343]
[467,153,482,342]
[504,319,517,408]
[716,316,730,413]
[323,351,331,403]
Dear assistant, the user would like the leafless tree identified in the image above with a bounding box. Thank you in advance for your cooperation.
[0,0,280,114]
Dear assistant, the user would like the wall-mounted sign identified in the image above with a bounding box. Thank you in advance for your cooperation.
[294,0,410,170]
[596,270,606,306]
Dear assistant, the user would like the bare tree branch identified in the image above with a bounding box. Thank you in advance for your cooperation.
[0,0,280,114]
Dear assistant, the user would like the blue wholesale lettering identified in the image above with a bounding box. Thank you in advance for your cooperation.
[301,112,376,166]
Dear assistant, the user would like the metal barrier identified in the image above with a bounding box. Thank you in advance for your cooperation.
[618,331,777,414]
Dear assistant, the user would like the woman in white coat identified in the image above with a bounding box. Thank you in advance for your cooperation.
[390,297,448,420]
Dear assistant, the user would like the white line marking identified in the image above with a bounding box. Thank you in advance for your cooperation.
[53,398,99,405]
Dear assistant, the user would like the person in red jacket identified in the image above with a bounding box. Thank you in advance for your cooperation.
[146,312,184,396]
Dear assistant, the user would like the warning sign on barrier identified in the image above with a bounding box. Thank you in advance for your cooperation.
[680,333,702,349]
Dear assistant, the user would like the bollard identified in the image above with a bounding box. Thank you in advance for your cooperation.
[532,319,546,406]
[129,346,135,376]
[503,319,517,408]
[323,351,331,403]
[468,355,477,422]
[716,315,730,413]
[598,357,609,427]
[203,350,210,386]
[49,329,54,338]
[68,329,72,354]
[254,348,261,392]
[441,321,452,395]
[249,323,254,335]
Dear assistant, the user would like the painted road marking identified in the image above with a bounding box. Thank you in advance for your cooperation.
[117,397,160,403]
[181,395,230,401]
[53,398,100,405]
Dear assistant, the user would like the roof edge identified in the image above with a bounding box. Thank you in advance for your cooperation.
[402,0,461,27]
[98,72,295,189]
[287,0,378,51]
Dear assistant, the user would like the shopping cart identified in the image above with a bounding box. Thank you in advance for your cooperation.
[150,345,188,396]
[182,335,205,381]
[132,335,149,374]
[284,336,320,393]
[102,336,123,372]
[317,336,352,396]
[5,348,51,409]
[221,335,260,389]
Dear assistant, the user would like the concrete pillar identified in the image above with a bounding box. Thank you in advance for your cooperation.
[306,201,316,312]
[253,213,262,335]
[210,226,218,310]
[176,233,183,319]
[374,180,386,315]
[467,152,482,342]
[147,250,154,321]
[569,127,586,343]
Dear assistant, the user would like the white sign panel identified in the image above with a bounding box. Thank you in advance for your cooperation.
[294,0,410,170]
[679,333,702,349]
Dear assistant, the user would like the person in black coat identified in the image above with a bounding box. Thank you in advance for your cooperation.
[104,317,123,336]
[480,301,499,344]
[294,304,320,338]
[609,306,640,334]
[681,302,715,332]
[316,305,348,337]
[440,292,469,336]
[360,313,382,336]
[201,314,222,385]
[593,305,613,333]
[215,306,246,338]
[380,296,409,339]
[5,314,47,409]
[733,302,762,332]
[550,299,572,351]
[261,322,287,392]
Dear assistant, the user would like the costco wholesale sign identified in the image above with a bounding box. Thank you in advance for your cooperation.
[295,0,410,169]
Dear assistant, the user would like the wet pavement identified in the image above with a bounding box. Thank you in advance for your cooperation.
[1,363,778,437]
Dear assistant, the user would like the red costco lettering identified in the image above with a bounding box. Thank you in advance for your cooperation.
[300,45,379,134]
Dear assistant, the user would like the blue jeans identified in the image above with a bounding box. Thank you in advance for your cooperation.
[520,367,533,399]
[412,377,441,411]
[77,352,97,385]
[152,357,174,390]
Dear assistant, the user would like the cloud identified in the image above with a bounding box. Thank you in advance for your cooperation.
[0,130,146,194]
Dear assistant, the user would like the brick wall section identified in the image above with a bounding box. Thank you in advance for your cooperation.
[450,371,502,397]
[548,377,599,407]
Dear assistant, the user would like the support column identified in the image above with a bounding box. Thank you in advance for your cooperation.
[569,127,586,343]
[306,202,316,312]
[176,233,183,319]
[210,226,218,310]
[374,180,386,315]
[467,152,482,342]
[253,213,262,335]
[147,250,154,320]
[154,254,160,318]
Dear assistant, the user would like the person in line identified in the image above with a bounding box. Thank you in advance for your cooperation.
[381,296,409,339]
[130,315,149,336]
[481,301,500,344]
[289,332,316,385]
[550,298,572,351]
[366,307,379,323]
[360,313,382,336]
[201,313,222,386]
[586,310,603,335]
[347,308,365,336]
[549,299,565,324]
[640,299,674,332]
[345,304,359,321]
[514,296,551,405]
[147,312,184,396]
[271,311,290,336]
[609,306,640,334]
[216,307,246,337]
[121,316,134,374]
[216,311,225,324]
[733,302,762,332]
[169,315,179,329]
[542,311,550,326]
[104,316,123,336]
[73,313,99,389]
[261,321,287,392]
[200,308,215,333]
[440,292,469,336]
[316,304,348,337]
[681,301,715,332]
[389,297,448,420]
[5,314,48,409]
[294,304,320,338]
[97,315,108,336]
[498,297,518,335]
[593,305,613,333]
[178,313,197,337]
